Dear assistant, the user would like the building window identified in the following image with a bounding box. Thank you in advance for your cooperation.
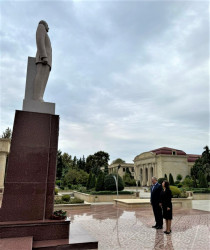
[172,151,176,155]
[123,168,125,172]
[132,167,134,172]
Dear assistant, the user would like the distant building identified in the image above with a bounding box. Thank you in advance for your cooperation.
[134,147,200,186]
[108,163,135,178]
[101,163,135,179]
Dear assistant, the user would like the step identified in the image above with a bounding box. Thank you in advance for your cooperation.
[33,223,98,249]
[0,236,33,250]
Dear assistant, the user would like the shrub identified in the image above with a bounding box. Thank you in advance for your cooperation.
[55,188,59,195]
[177,183,183,188]
[70,197,84,204]
[123,173,136,186]
[77,186,87,193]
[56,180,61,186]
[61,195,70,202]
[54,197,84,204]
[182,177,194,188]
[90,190,133,195]
[176,174,183,181]
[104,174,124,191]
[164,174,168,180]
[170,186,181,198]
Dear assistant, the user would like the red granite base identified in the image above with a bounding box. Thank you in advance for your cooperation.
[0,219,70,241]
[0,111,59,222]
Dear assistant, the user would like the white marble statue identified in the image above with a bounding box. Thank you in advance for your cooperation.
[33,20,52,102]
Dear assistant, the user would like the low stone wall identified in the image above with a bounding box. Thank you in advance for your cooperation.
[74,191,136,203]
[193,193,210,200]
[114,198,192,209]
[54,203,91,210]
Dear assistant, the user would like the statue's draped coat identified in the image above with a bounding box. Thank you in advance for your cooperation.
[35,23,52,70]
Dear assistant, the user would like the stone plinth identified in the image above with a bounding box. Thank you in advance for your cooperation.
[0,110,59,222]
[22,57,55,115]
[0,139,11,192]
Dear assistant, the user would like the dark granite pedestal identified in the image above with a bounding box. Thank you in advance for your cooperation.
[0,110,98,249]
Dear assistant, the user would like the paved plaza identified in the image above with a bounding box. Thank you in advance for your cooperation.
[68,204,210,250]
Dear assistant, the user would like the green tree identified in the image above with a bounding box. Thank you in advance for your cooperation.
[86,151,110,176]
[90,174,96,189]
[169,173,175,186]
[164,174,168,180]
[64,169,78,187]
[86,155,95,174]
[111,158,126,164]
[191,146,210,186]
[2,127,12,139]
[86,172,92,190]
[72,156,77,169]
[104,174,124,191]
[104,162,109,176]
[64,169,89,188]
[95,171,105,191]
[198,172,208,188]
[62,152,72,176]
[56,150,64,180]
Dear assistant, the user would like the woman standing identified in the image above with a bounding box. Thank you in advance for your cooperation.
[159,181,173,234]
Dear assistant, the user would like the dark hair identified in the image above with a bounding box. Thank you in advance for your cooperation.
[163,181,170,189]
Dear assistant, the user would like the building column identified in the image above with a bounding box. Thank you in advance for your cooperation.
[142,165,146,186]
[148,164,152,186]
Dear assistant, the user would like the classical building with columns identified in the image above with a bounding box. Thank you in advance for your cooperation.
[108,163,135,178]
[134,147,200,187]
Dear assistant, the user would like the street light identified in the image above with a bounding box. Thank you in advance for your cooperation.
[113,164,121,199]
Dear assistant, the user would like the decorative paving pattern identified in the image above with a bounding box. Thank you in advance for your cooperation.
[67,205,210,250]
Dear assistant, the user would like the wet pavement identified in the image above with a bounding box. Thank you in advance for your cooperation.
[68,204,210,250]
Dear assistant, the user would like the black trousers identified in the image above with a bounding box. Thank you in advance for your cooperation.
[152,203,163,227]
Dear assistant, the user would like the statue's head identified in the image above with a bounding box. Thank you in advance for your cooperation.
[39,20,49,32]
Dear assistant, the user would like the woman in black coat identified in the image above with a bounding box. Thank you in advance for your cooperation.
[159,181,173,234]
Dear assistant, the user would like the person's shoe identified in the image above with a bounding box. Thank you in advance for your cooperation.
[165,231,171,234]
[156,226,163,229]
[152,225,157,228]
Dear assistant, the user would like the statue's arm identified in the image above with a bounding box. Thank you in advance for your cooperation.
[36,24,48,61]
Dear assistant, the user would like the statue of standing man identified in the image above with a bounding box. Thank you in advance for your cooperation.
[33,20,52,102]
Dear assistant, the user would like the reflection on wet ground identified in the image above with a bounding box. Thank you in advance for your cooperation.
[68,205,210,250]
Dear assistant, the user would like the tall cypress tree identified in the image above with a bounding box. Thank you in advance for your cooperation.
[86,172,92,190]
[95,171,105,191]
[169,173,175,186]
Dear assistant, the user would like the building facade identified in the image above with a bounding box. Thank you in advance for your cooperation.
[107,163,135,178]
[134,147,200,186]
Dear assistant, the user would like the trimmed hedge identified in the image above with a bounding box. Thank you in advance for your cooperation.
[193,188,210,193]
[170,186,181,198]
[104,174,124,191]
[89,190,134,195]
[54,197,84,204]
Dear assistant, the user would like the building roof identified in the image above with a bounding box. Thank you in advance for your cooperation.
[150,147,186,156]
[187,154,200,162]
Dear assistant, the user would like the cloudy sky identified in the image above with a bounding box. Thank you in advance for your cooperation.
[0,0,209,163]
